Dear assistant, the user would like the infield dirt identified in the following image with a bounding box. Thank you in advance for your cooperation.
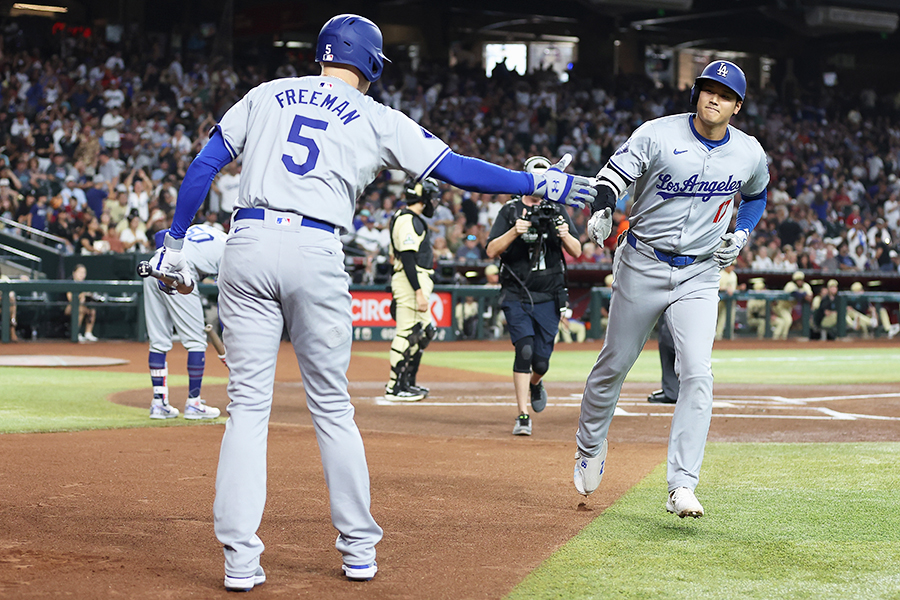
[0,339,896,599]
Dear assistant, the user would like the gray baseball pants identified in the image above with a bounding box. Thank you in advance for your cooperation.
[213,211,382,578]
[576,239,719,492]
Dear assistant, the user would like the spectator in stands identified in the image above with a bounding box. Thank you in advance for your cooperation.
[118,211,149,253]
[835,242,857,270]
[432,236,453,262]
[455,231,487,262]
[78,216,107,255]
[60,175,87,213]
[65,263,97,343]
[426,191,455,241]
[124,168,153,222]
[84,174,109,219]
[28,193,50,233]
[751,246,774,271]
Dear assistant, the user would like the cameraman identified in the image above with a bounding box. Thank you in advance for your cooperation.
[486,157,582,436]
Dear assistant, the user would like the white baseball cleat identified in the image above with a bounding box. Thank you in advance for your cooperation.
[573,438,608,496]
[342,562,377,581]
[183,398,221,419]
[224,566,266,591]
[666,487,705,518]
[149,402,179,419]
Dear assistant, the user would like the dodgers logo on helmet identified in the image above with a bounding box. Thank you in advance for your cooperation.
[690,60,746,106]
[316,14,391,82]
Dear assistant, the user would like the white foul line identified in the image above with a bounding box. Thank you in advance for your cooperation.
[370,392,900,421]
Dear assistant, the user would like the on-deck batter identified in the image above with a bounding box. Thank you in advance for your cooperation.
[575,60,769,518]
[146,223,226,420]
[154,13,597,592]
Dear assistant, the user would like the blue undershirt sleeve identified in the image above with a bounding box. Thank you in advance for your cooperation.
[169,130,234,239]
[735,189,767,234]
[431,152,534,196]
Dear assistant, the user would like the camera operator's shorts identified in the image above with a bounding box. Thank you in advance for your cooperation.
[501,299,560,359]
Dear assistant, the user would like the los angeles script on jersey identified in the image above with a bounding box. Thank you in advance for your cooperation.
[655,173,742,203]
[273,87,361,126]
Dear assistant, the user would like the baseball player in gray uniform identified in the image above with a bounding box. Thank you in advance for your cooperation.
[574,60,769,518]
[154,14,597,591]
[146,224,226,420]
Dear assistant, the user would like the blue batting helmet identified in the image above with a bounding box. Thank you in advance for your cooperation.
[690,60,746,106]
[316,14,390,82]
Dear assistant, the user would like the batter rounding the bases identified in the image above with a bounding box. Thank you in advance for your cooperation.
[155,13,597,591]
[574,60,769,518]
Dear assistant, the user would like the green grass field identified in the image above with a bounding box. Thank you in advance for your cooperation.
[508,443,900,600]
[0,367,227,433]
[3,346,899,598]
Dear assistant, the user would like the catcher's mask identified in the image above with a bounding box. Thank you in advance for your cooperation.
[405,177,440,218]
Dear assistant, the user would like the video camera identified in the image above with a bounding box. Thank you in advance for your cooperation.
[523,201,561,236]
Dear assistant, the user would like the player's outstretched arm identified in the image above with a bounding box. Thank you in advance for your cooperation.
[430,152,597,208]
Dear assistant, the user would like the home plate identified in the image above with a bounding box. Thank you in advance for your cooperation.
[0,355,129,367]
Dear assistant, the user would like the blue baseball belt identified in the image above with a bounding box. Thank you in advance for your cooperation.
[233,207,335,233]
[626,230,697,268]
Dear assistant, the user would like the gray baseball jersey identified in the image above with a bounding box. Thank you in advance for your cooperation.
[144,224,226,353]
[612,114,768,255]
[577,112,768,496]
[216,75,450,232]
[213,74,454,578]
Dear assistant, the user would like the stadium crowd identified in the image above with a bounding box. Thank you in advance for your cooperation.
[2,22,900,287]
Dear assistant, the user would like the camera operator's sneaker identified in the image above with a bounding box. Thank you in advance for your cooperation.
[384,385,424,402]
[512,413,532,436]
[184,398,220,419]
[666,487,704,518]
[530,381,547,413]
[150,402,179,419]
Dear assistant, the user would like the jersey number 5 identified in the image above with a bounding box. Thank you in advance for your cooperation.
[282,115,328,176]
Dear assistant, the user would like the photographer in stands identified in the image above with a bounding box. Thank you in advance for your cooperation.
[486,157,582,436]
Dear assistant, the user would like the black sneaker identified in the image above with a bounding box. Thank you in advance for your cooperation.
[529,381,547,413]
[384,385,425,402]
[647,390,676,404]
[408,384,430,397]
[512,414,532,436]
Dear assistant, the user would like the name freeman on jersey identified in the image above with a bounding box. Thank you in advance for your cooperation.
[273,88,361,126]
[655,173,743,203]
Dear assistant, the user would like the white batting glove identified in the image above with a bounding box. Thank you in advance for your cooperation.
[713,229,748,269]
[155,233,192,295]
[530,153,599,209]
[587,207,613,244]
